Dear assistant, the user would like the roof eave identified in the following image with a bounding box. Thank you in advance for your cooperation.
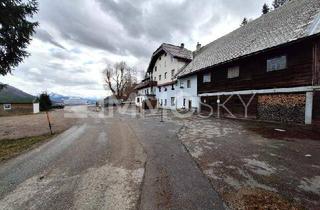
[178,33,320,79]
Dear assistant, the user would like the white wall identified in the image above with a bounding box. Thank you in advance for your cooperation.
[155,75,200,111]
[33,103,40,114]
[176,75,200,111]
[152,53,186,85]
[156,84,178,109]
[135,96,148,107]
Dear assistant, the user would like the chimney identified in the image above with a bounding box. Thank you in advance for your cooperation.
[196,42,201,51]
[180,43,184,48]
[193,42,202,58]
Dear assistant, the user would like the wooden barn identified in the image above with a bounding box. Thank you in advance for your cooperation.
[0,85,39,117]
[177,0,320,124]
[0,98,39,117]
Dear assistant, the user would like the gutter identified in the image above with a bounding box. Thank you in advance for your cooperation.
[199,86,320,97]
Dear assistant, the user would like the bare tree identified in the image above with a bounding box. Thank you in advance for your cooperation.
[103,61,137,100]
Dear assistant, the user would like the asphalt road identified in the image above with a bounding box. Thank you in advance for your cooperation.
[0,107,225,210]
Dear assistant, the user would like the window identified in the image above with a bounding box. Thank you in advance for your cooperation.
[164,72,167,79]
[203,73,211,83]
[228,66,240,79]
[171,84,175,90]
[164,99,167,106]
[164,87,167,92]
[161,99,163,106]
[158,87,161,92]
[180,80,184,88]
[267,56,287,72]
[183,98,186,107]
[159,75,161,81]
[137,98,140,103]
[3,104,11,110]
[155,66,157,72]
[171,97,175,106]
[171,69,175,77]
[154,77,156,81]
[187,80,191,88]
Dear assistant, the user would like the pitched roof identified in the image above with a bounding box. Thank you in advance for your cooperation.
[147,43,192,72]
[178,0,320,77]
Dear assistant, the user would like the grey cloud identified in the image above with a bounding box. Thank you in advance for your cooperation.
[35,29,66,50]
[5,0,273,97]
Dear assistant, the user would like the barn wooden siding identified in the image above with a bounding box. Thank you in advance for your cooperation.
[0,104,34,116]
[197,40,315,94]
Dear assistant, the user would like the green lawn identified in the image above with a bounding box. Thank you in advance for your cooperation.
[0,134,55,162]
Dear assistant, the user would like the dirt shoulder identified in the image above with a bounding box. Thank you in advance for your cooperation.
[175,116,320,210]
[0,109,77,140]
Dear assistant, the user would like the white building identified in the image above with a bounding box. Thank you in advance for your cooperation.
[136,43,201,111]
[134,77,157,108]
[175,74,200,111]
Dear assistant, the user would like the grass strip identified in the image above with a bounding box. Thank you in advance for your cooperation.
[0,134,55,162]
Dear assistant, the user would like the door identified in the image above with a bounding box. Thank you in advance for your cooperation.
[188,100,192,110]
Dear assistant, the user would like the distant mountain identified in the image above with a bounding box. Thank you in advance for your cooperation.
[49,92,97,105]
[49,93,69,103]
[0,84,35,103]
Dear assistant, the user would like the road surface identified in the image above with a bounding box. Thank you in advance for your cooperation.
[0,107,225,210]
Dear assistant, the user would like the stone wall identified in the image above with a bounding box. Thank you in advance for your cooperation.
[0,103,34,116]
[257,94,306,123]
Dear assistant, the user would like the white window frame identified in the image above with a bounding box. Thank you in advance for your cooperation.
[3,104,12,110]
[267,55,287,72]
[228,66,240,79]
[203,73,211,83]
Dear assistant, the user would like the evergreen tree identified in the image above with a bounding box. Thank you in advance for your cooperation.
[0,0,38,76]
[273,0,289,9]
[240,18,248,27]
[262,3,270,14]
[39,92,52,111]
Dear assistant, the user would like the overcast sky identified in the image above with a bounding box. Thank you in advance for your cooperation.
[0,0,272,98]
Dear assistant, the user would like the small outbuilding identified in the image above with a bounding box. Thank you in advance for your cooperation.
[0,84,40,116]
[0,98,39,116]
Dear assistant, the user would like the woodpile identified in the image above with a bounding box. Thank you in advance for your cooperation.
[257,94,305,123]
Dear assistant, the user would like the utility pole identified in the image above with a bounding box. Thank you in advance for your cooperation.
[160,107,164,122]
[46,111,53,135]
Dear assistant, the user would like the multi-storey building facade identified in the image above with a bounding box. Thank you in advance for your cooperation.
[136,0,320,124]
